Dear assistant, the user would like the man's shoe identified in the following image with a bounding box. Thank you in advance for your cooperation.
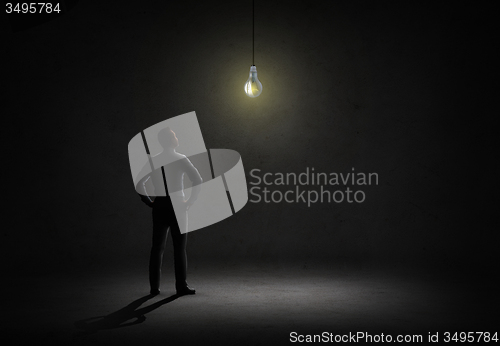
[150,289,160,296]
[176,285,196,296]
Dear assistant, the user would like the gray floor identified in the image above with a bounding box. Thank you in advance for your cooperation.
[4,262,497,345]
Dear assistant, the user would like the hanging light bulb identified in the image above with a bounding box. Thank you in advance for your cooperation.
[244,0,263,98]
[244,65,262,97]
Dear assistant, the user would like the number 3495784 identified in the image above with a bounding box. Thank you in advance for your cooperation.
[6,3,61,14]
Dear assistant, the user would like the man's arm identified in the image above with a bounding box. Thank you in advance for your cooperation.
[143,176,156,203]
[138,175,156,207]
[182,157,203,207]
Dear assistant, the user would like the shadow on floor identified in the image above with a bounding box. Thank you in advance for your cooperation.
[74,293,179,335]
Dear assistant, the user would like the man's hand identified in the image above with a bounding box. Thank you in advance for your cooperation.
[183,199,193,211]
[140,195,154,208]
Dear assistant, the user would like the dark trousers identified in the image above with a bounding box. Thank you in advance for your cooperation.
[149,197,188,291]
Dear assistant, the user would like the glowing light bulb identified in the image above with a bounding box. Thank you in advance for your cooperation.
[244,65,262,98]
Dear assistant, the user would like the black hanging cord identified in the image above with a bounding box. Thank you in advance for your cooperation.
[252,0,254,65]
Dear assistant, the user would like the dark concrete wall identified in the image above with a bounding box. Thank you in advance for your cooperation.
[3,1,495,274]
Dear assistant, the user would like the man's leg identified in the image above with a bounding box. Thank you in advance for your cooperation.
[170,220,187,288]
[149,206,169,295]
[170,214,195,295]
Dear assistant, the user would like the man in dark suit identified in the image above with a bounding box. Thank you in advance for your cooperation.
[140,127,202,296]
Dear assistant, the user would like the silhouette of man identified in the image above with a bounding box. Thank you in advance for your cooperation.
[140,127,202,296]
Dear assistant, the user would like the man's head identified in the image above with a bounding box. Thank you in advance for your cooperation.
[157,127,179,149]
